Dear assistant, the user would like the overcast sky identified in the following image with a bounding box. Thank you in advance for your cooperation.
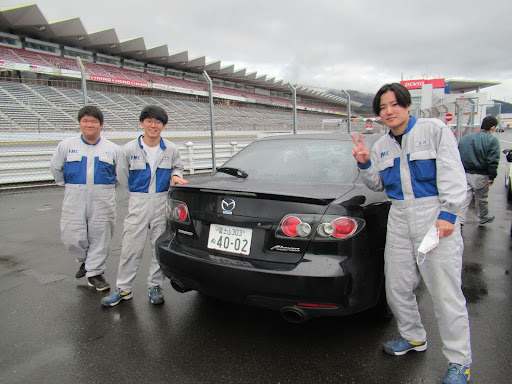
[2,0,512,101]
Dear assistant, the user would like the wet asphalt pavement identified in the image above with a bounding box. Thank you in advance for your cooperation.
[1,136,512,383]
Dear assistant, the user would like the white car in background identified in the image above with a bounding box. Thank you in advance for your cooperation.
[504,149,512,201]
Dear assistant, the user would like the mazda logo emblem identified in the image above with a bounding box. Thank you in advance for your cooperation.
[222,199,236,212]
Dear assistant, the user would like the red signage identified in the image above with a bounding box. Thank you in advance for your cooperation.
[445,113,453,122]
[400,78,445,90]
[89,74,149,88]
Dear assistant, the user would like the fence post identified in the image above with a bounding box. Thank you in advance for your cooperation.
[230,142,238,156]
[202,71,216,171]
[287,83,297,134]
[341,90,351,133]
[455,101,464,143]
[76,56,88,105]
[185,141,195,175]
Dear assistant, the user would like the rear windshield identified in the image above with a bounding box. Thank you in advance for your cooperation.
[219,138,359,183]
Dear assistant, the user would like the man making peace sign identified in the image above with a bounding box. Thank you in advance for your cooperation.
[351,83,472,384]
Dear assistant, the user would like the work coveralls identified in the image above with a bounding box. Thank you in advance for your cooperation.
[116,136,184,291]
[358,116,472,366]
[50,136,120,277]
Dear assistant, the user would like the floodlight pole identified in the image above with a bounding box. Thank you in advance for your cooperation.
[341,89,351,133]
[76,56,88,105]
[287,83,297,134]
[203,71,216,171]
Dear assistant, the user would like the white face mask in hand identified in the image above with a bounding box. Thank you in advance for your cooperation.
[417,225,439,265]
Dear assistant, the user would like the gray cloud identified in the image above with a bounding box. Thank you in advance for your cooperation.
[2,0,512,99]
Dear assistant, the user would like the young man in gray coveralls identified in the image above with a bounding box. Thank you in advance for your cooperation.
[351,83,472,384]
[51,106,120,292]
[101,105,187,307]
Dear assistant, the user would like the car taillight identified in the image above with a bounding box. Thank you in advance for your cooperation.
[173,204,188,222]
[276,214,364,240]
[331,218,357,238]
[166,198,191,224]
[281,216,312,238]
[317,217,358,238]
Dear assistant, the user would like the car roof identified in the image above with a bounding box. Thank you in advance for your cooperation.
[258,131,382,144]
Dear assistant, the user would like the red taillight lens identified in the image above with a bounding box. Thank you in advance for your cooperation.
[276,214,314,239]
[282,216,301,237]
[173,203,188,222]
[331,218,356,238]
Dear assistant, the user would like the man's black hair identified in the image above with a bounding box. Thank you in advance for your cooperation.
[139,105,168,125]
[78,105,104,125]
[372,83,412,116]
[481,115,498,131]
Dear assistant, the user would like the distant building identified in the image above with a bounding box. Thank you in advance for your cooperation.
[400,78,501,127]
[492,99,512,128]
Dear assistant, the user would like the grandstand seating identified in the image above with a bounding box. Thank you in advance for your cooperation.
[0,80,338,132]
[0,46,344,113]
[0,46,25,62]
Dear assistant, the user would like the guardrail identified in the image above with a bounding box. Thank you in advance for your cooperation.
[0,141,247,186]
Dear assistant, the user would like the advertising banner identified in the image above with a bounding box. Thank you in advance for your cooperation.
[89,74,149,88]
[400,78,445,90]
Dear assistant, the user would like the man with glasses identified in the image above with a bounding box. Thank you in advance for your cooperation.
[101,105,187,307]
[51,105,120,292]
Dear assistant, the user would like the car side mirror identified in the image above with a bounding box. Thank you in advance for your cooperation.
[504,149,512,162]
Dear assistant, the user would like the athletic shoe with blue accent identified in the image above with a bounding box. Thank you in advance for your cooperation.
[383,337,427,356]
[101,288,133,307]
[443,363,470,384]
[148,286,164,305]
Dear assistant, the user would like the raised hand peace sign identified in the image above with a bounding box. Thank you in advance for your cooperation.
[351,132,370,165]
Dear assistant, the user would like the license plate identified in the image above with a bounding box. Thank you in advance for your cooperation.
[207,224,252,255]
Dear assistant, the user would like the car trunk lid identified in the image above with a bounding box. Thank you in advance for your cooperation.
[170,178,354,265]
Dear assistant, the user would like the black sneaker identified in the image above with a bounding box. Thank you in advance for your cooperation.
[87,275,110,291]
[75,263,86,279]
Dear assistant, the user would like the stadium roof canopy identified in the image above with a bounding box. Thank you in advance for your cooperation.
[445,79,501,93]
[0,3,358,107]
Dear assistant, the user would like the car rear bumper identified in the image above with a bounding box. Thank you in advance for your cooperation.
[156,231,380,318]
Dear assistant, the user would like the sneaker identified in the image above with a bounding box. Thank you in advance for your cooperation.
[101,288,133,307]
[87,274,110,291]
[148,286,165,305]
[383,337,427,356]
[75,263,86,279]
[443,363,470,384]
[478,215,495,226]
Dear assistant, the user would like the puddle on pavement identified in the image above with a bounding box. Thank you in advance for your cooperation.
[462,262,488,303]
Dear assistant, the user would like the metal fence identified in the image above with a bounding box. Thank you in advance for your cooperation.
[0,78,379,188]
[416,98,503,142]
